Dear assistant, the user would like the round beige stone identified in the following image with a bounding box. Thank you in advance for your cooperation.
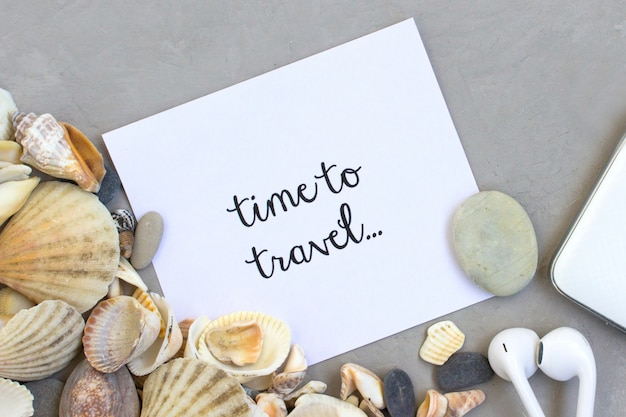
[453,190,538,296]
[131,211,164,270]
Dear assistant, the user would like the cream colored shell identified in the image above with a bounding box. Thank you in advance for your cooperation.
[140,357,252,417]
[83,295,161,373]
[0,377,34,417]
[0,140,22,164]
[419,320,465,366]
[0,299,84,381]
[289,394,368,417]
[0,181,120,313]
[417,389,448,417]
[339,363,385,409]
[0,176,39,227]
[0,88,18,141]
[186,311,291,383]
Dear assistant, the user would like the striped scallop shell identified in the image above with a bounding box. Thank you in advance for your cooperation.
[185,311,291,383]
[419,320,465,366]
[83,295,161,373]
[0,181,120,313]
[0,299,84,381]
[140,357,251,417]
[0,377,34,417]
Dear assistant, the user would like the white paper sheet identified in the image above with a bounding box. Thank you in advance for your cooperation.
[103,18,491,365]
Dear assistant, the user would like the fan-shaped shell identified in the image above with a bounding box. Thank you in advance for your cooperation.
[127,292,183,376]
[0,181,120,313]
[83,295,161,373]
[186,311,291,383]
[59,359,140,417]
[419,320,465,366]
[12,112,105,192]
[0,299,84,381]
[289,394,368,417]
[140,357,252,417]
[0,287,35,315]
[0,377,34,417]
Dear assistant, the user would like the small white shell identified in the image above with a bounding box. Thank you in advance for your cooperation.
[0,88,18,141]
[127,292,183,376]
[0,377,34,417]
[186,311,291,383]
[339,363,385,409]
[116,256,148,291]
[0,140,22,164]
[0,176,40,227]
[419,320,465,366]
[290,394,368,417]
[0,163,31,184]
[417,389,448,417]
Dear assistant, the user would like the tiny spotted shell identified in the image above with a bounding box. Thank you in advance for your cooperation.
[419,320,465,366]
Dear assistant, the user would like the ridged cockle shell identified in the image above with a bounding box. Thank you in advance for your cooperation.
[419,320,465,366]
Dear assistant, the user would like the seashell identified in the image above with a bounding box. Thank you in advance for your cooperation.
[116,256,149,291]
[359,398,385,417]
[0,163,31,184]
[283,380,328,407]
[0,181,119,312]
[141,357,252,417]
[112,208,137,259]
[0,287,35,315]
[0,299,84,381]
[419,320,465,366]
[107,276,123,298]
[127,292,183,376]
[0,140,22,164]
[271,345,307,395]
[59,359,140,417]
[0,176,39,227]
[187,311,291,383]
[340,363,386,409]
[289,393,368,417]
[256,392,288,417]
[345,395,360,408]
[443,390,485,417]
[131,287,166,336]
[173,318,194,359]
[0,88,18,141]
[205,319,264,366]
[12,112,105,192]
[0,377,34,417]
[83,295,161,373]
[417,389,448,417]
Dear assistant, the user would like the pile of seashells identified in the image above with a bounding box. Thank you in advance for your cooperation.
[0,87,490,417]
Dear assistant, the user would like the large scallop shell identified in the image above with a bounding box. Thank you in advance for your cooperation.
[289,394,368,417]
[127,292,183,376]
[0,299,84,381]
[0,377,34,417]
[83,295,161,373]
[419,320,465,366]
[140,357,252,417]
[59,359,140,417]
[185,311,291,383]
[0,181,120,313]
[12,112,105,192]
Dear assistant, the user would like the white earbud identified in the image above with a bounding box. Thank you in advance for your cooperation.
[537,327,596,417]
[488,328,546,417]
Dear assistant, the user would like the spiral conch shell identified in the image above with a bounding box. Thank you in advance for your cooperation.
[0,299,85,381]
[12,112,105,192]
[185,311,291,383]
[419,320,465,366]
[140,357,252,417]
[0,181,119,313]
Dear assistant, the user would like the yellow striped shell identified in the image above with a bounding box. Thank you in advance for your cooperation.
[185,311,291,383]
[140,357,251,417]
[0,299,84,381]
[0,181,119,313]
[419,320,465,366]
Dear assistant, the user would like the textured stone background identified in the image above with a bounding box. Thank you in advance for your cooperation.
[3,1,626,415]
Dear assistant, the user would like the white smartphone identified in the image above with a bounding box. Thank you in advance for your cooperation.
[550,131,626,329]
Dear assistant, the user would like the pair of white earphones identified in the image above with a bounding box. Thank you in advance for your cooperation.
[487,327,596,417]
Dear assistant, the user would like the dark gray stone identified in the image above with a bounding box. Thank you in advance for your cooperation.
[383,368,416,417]
[436,352,494,392]
[25,378,65,417]
[97,163,122,205]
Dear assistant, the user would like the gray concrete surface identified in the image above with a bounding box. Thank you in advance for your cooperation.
[3,1,626,415]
